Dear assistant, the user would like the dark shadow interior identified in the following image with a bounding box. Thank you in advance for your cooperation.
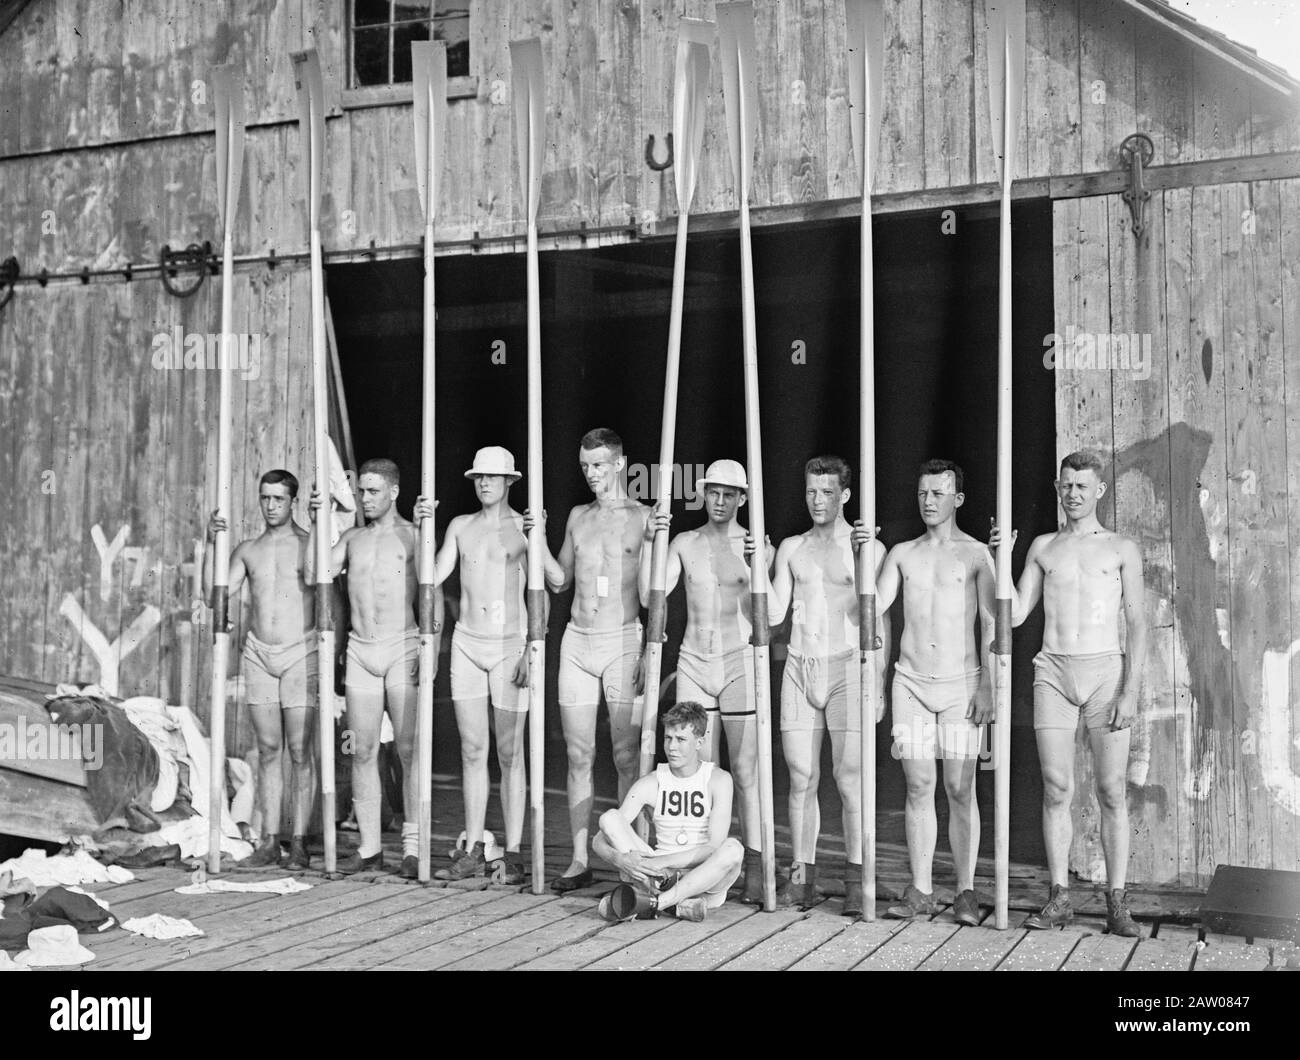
[329,202,1058,864]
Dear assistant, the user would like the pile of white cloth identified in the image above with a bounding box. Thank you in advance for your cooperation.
[0,850,133,889]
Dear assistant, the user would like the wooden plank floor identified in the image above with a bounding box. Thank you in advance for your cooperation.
[13,862,1281,971]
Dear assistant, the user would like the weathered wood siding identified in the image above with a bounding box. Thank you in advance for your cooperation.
[2,0,1297,271]
[1053,180,1300,888]
[0,265,322,758]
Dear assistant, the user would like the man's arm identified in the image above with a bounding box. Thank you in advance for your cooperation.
[304,487,353,582]
[430,515,461,588]
[201,513,249,601]
[547,509,576,593]
[875,543,902,614]
[1009,534,1048,627]
[972,547,997,724]
[767,538,798,626]
[638,511,681,606]
[1114,538,1146,730]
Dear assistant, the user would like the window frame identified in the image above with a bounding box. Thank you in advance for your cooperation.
[342,0,477,110]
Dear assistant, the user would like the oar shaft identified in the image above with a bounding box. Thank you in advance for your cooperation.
[525,218,547,894]
[857,194,878,919]
[417,217,437,882]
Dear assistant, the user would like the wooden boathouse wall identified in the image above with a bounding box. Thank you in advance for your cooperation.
[1,0,1298,886]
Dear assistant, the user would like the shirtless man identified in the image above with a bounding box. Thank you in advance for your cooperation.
[204,469,316,870]
[428,447,529,884]
[858,460,994,925]
[767,455,887,916]
[592,701,743,924]
[995,450,1145,937]
[309,458,444,877]
[640,458,772,903]
[526,428,651,892]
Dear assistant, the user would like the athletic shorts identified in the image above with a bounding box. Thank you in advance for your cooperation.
[1033,651,1124,732]
[675,643,755,718]
[242,632,318,709]
[890,663,984,760]
[449,625,528,713]
[557,621,644,719]
[345,629,420,696]
[780,648,860,733]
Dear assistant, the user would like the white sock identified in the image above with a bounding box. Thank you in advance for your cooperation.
[402,822,419,858]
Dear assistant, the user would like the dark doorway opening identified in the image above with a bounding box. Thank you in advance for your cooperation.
[329,201,1057,867]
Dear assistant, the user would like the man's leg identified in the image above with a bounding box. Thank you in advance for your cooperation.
[1036,728,1076,886]
[558,700,598,876]
[900,757,938,891]
[1090,726,1132,890]
[493,705,529,854]
[941,756,979,892]
[828,725,862,866]
[656,838,745,910]
[282,705,317,839]
[383,655,421,861]
[452,696,491,846]
[344,686,387,860]
[782,728,823,864]
[605,641,646,802]
[721,713,760,850]
[596,807,655,858]
[247,702,285,862]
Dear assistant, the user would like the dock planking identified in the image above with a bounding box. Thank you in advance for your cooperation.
[1124,936,1196,971]
[373,894,567,970]
[1059,932,1140,971]
[189,888,454,970]
[652,907,808,971]
[438,901,612,971]
[917,927,1029,971]
[585,903,758,971]
[855,920,960,971]
[997,928,1087,971]
[787,917,907,971]
[718,913,851,971]
[1192,938,1273,971]
[514,914,678,971]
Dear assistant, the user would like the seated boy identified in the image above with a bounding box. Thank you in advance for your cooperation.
[592,701,744,923]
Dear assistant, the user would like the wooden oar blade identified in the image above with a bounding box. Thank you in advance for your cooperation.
[716,1,758,198]
[411,41,448,223]
[291,49,326,229]
[845,0,885,193]
[984,0,1026,185]
[212,64,246,240]
[672,18,714,213]
[510,38,545,226]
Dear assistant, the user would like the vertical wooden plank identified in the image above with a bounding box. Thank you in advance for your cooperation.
[921,0,973,191]
[1077,0,1136,173]
[1190,52,1253,162]
[1279,178,1300,875]
[1052,195,1117,882]
[19,0,56,153]
[1022,0,1079,180]
[821,0,853,201]
[1135,24,1192,166]
[52,0,91,150]
[636,0,674,226]
[1161,187,1208,889]
[1107,192,1178,886]
[596,0,639,228]
[0,0,25,156]
[0,288,18,670]
[877,0,925,195]
[1222,179,1288,873]
[1250,85,1300,156]
[385,105,422,252]
[1237,180,1293,873]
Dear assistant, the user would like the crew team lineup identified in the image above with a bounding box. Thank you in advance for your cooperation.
[218,429,1145,938]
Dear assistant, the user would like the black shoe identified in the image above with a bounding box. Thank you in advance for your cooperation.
[435,842,486,882]
[953,889,981,926]
[243,835,283,868]
[337,850,384,875]
[886,883,939,920]
[399,855,420,880]
[843,874,864,919]
[1105,889,1144,937]
[550,868,594,893]
[493,853,526,885]
[775,862,817,909]
[1024,884,1073,929]
[740,848,765,906]
[285,837,311,872]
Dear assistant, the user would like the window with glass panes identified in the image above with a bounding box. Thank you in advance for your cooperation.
[351,1,470,87]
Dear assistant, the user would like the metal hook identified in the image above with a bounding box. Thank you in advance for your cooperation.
[1119,132,1155,239]
[159,242,212,298]
[645,132,674,172]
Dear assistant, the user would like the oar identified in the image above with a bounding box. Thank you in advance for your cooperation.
[639,16,713,786]
[510,37,548,896]
[846,0,885,921]
[717,1,776,912]
[411,40,448,884]
[291,48,336,875]
[984,0,1025,931]
[207,64,245,876]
